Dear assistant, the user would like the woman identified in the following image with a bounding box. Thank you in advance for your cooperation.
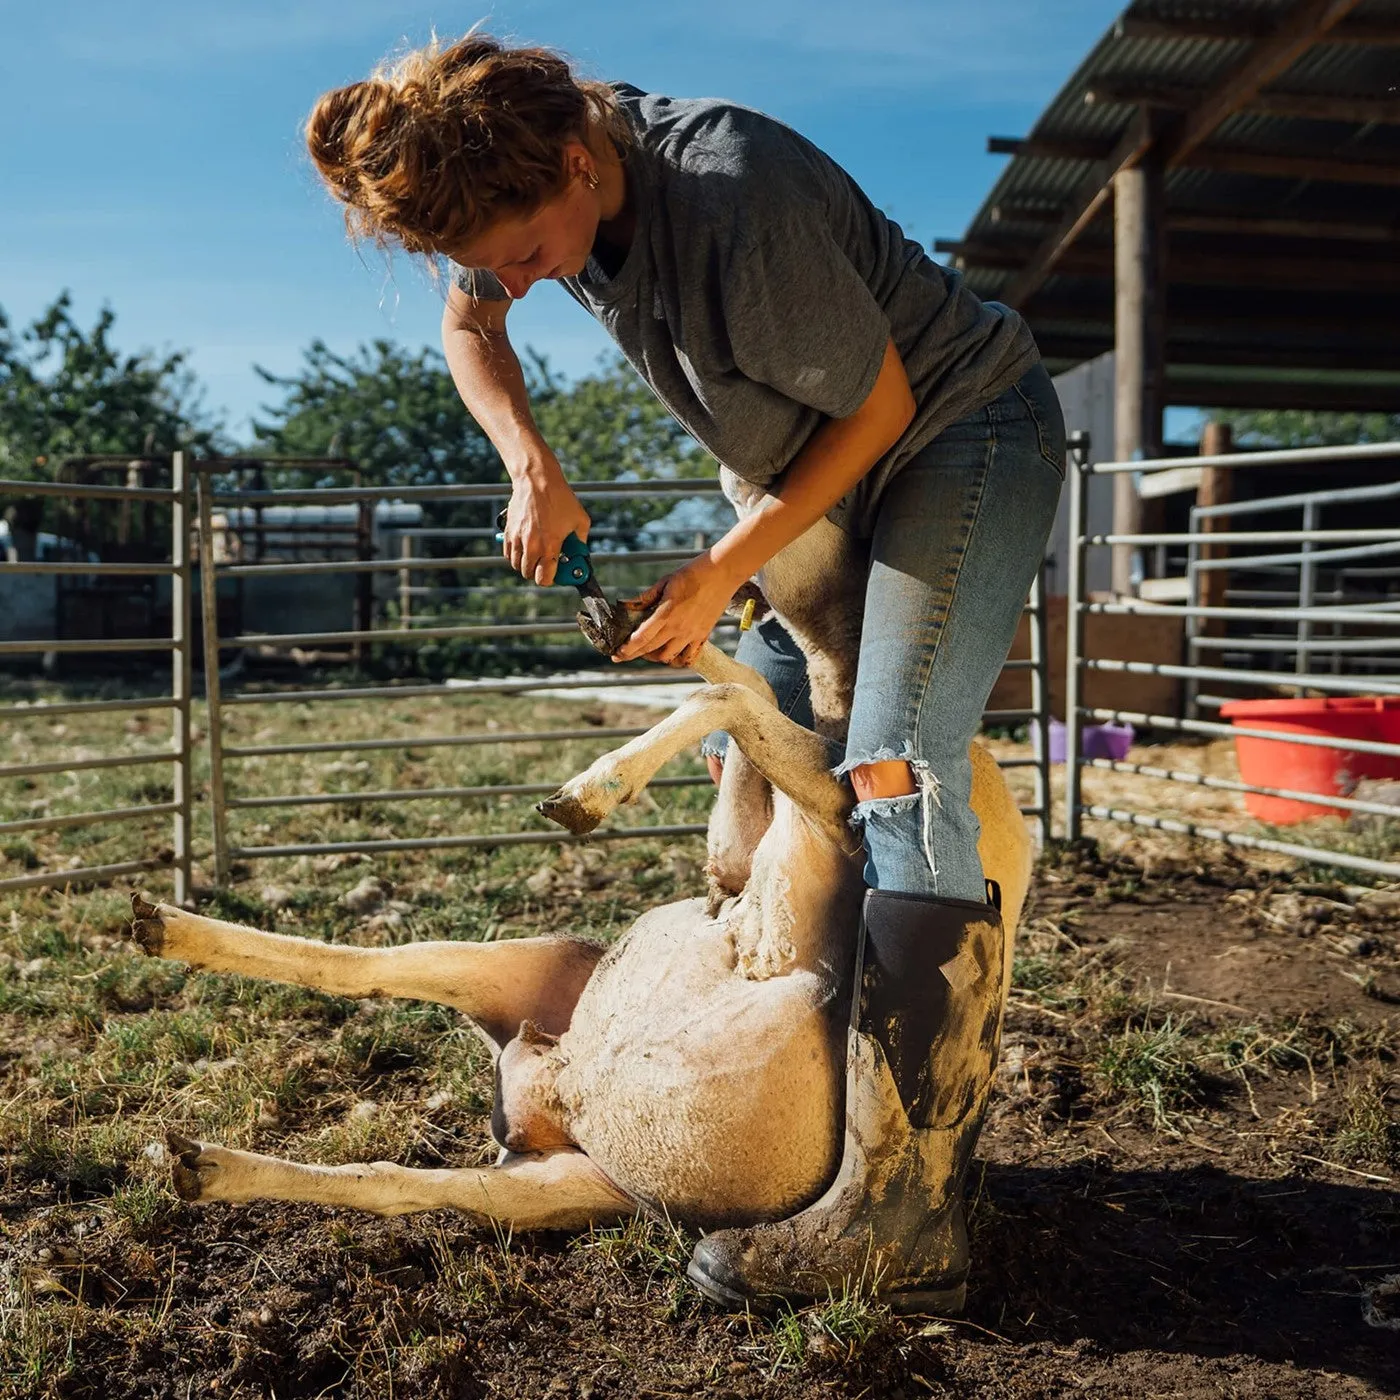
[307,32,1064,1311]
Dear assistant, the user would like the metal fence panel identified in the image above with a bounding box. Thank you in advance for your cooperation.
[1063,439,1400,879]
[3,458,1056,891]
[194,465,1054,881]
[0,465,194,898]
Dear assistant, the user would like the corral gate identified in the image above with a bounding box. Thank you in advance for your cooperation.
[1062,437,1400,881]
[191,468,1053,885]
[0,457,194,900]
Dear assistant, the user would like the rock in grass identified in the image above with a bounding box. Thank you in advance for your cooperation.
[340,876,388,915]
[1347,780,1400,831]
[1355,888,1400,919]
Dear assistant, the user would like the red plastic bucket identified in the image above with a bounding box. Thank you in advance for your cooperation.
[1219,696,1400,823]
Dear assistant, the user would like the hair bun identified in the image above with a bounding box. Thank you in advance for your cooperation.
[305,81,389,195]
[305,31,628,255]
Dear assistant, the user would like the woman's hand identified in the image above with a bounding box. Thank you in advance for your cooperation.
[503,458,591,586]
[613,555,740,668]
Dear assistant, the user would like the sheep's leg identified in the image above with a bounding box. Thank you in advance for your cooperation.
[539,679,852,846]
[166,1133,632,1228]
[705,745,774,916]
[127,896,600,1049]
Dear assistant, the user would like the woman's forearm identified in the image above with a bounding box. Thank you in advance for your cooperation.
[709,338,915,584]
[441,321,558,483]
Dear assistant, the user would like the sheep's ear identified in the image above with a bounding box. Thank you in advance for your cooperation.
[518,1019,560,1049]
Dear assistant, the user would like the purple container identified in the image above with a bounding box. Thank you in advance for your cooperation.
[1036,719,1134,764]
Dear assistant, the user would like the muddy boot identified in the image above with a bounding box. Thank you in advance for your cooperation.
[686,885,1007,1314]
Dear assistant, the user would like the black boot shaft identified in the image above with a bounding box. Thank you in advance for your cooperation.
[860,887,1006,1130]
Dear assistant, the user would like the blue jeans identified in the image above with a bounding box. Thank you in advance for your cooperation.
[706,362,1064,903]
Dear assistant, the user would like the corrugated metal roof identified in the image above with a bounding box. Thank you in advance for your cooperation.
[950,0,1400,406]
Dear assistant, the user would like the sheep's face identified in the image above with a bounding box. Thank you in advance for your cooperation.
[492,1022,571,1153]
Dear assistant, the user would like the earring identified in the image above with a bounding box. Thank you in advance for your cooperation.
[582,166,599,190]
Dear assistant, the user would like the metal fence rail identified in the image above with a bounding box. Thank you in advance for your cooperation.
[194,466,1055,882]
[196,473,745,882]
[1064,436,1400,880]
[1185,479,1400,710]
[4,457,1055,892]
[0,456,193,899]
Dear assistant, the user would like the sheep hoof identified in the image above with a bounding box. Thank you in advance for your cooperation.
[128,893,167,956]
[704,877,731,920]
[577,596,651,657]
[537,792,601,836]
[166,1132,215,1202]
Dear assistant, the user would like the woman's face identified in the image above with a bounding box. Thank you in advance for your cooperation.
[448,145,602,300]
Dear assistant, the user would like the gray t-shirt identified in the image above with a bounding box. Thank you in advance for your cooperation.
[455,86,1038,537]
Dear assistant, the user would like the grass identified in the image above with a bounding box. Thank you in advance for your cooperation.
[573,1212,692,1284]
[1253,819,1400,890]
[1094,1013,1210,1129]
[1,681,714,906]
[4,678,1400,1397]
[1333,1078,1400,1170]
[757,1276,894,1374]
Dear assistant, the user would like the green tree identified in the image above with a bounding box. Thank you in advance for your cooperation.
[0,292,225,481]
[250,339,498,490]
[252,340,719,541]
[527,349,715,485]
[527,349,720,544]
[1213,410,1400,448]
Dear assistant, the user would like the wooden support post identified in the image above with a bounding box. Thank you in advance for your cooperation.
[1197,421,1235,633]
[1112,159,1166,596]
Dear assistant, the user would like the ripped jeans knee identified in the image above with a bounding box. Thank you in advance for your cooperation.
[836,746,986,903]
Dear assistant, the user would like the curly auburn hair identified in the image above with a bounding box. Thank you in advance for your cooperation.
[305,32,627,254]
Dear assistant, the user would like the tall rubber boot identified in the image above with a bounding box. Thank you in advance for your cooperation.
[686,885,1007,1314]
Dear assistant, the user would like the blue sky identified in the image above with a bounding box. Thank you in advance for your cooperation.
[2,1,1124,440]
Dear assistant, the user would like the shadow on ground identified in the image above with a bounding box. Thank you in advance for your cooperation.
[969,1161,1399,1390]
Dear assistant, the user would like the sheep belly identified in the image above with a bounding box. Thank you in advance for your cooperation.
[554,901,843,1229]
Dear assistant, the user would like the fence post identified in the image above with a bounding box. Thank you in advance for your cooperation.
[1063,431,1091,842]
[1185,500,1202,721]
[1028,564,1052,850]
[355,498,374,665]
[1188,420,1233,719]
[170,452,193,905]
[1297,498,1318,675]
[1197,422,1233,627]
[196,471,231,886]
[399,533,413,627]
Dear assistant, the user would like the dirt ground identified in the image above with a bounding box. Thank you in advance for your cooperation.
[2,691,1399,1398]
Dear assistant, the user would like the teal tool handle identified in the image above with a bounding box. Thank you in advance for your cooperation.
[495,509,594,588]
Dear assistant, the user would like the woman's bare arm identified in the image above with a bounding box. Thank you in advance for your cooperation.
[441,283,589,584]
[614,338,916,666]
[709,337,915,583]
[440,283,542,472]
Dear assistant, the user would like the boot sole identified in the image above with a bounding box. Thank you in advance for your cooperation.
[885,1281,967,1316]
[686,1257,968,1317]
